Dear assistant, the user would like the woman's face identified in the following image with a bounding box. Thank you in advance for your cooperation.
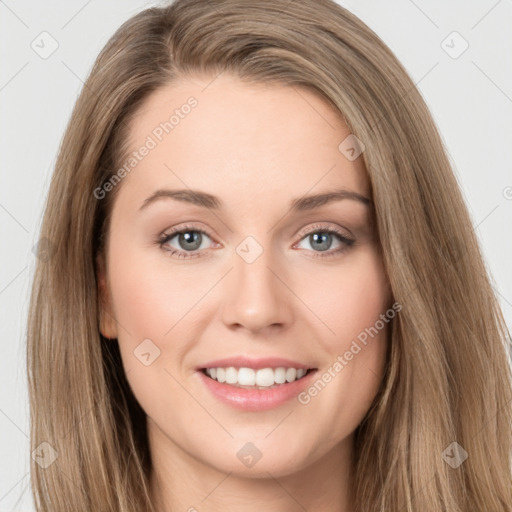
[98,73,391,479]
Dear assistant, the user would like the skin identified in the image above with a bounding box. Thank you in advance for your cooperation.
[97,73,392,512]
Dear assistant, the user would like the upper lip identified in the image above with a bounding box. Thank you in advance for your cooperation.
[196,356,316,371]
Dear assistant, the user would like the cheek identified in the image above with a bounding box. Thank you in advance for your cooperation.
[302,248,391,346]
[294,248,391,439]
[106,247,199,421]
[108,243,197,341]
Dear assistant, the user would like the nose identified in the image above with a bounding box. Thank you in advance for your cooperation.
[220,242,294,334]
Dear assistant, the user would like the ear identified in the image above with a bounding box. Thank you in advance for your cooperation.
[96,252,118,339]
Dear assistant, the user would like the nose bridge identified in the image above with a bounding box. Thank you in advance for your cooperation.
[220,234,293,331]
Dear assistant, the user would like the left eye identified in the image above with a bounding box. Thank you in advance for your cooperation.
[295,230,348,252]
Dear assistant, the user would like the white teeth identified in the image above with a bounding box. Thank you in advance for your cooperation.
[238,367,255,386]
[216,367,226,383]
[225,367,238,384]
[274,367,286,384]
[285,368,297,382]
[255,368,274,387]
[204,366,310,387]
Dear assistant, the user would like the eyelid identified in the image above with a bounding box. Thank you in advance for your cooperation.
[294,222,354,241]
[160,222,216,240]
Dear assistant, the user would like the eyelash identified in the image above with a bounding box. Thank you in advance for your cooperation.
[157,223,355,260]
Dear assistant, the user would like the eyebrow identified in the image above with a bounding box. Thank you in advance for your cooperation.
[139,188,372,212]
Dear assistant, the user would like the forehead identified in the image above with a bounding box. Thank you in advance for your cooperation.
[115,73,369,214]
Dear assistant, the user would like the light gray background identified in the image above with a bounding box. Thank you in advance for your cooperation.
[1,0,511,510]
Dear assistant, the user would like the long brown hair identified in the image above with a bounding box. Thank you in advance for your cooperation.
[26,0,512,510]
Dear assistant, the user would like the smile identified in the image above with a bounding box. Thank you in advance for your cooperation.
[202,366,313,389]
[197,366,318,411]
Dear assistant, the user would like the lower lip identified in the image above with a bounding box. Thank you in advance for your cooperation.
[197,369,317,411]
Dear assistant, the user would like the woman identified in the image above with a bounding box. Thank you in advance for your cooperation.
[26,0,512,510]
